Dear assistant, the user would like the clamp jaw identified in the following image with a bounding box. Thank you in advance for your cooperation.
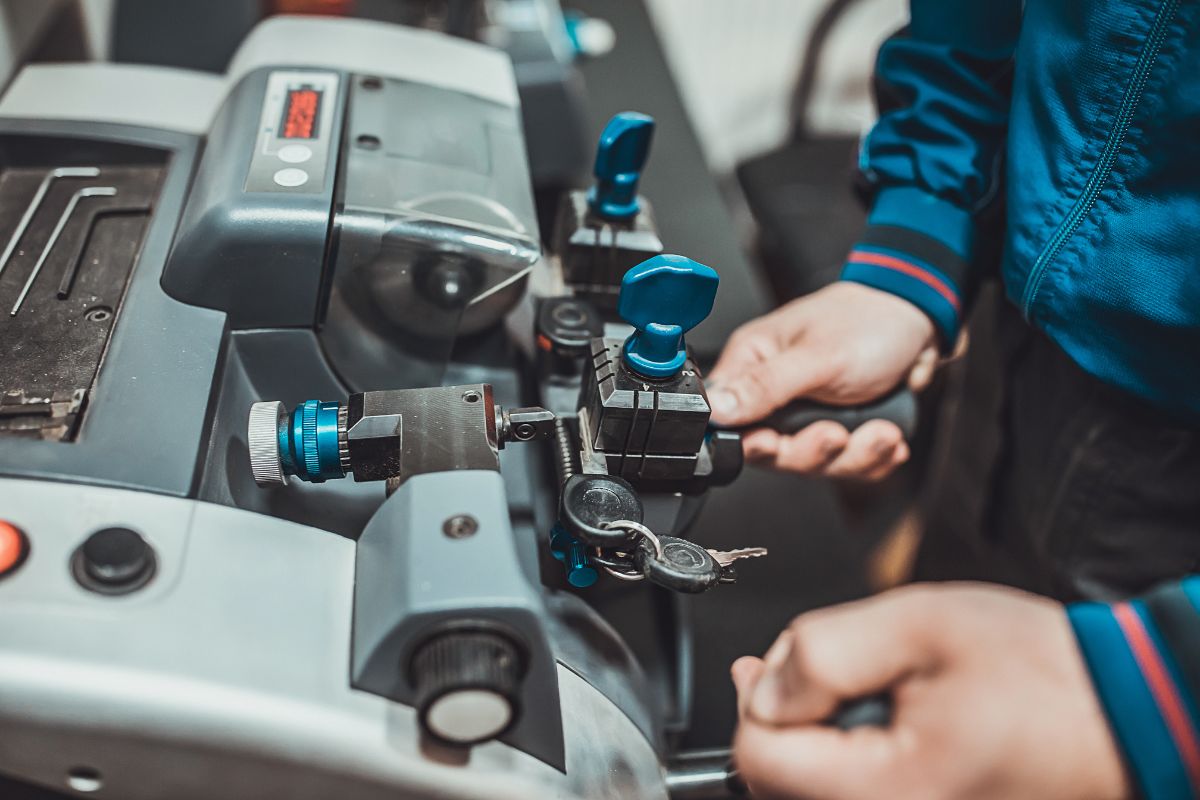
[575,254,741,490]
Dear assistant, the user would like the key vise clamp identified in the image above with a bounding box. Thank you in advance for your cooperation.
[577,255,742,491]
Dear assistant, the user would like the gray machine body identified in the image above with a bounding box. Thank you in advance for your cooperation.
[0,478,665,800]
[0,16,668,800]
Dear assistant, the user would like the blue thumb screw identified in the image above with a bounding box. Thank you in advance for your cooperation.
[550,523,598,588]
[619,254,719,379]
[587,111,655,221]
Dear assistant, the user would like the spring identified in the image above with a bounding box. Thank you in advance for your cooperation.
[553,417,579,487]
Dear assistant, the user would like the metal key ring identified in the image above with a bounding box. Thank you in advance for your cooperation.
[592,547,644,581]
[592,547,647,582]
[600,519,664,562]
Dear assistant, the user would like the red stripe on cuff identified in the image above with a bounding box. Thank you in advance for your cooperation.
[846,249,961,312]
[1114,602,1200,791]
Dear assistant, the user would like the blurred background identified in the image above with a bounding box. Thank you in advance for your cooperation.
[0,0,927,750]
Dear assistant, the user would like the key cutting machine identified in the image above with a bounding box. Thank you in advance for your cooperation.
[0,14,911,800]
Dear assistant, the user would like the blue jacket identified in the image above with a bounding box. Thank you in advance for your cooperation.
[842,3,1200,797]
[841,0,1200,420]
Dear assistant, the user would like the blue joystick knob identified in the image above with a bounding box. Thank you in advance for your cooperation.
[587,111,655,221]
[619,254,719,379]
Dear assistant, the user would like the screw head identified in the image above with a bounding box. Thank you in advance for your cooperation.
[443,515,478,539]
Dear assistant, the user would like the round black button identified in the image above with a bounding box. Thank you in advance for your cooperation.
[73,527,156,595]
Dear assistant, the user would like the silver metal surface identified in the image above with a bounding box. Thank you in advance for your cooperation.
[666,749,742,799]
[247,400,286,486]
[594,520,665,582]
[0,478,667,800]
[347,384,501,484]
[706,547,769,568]
[10,185,117,316]
[336,403,351,472]
[0,166,99,280]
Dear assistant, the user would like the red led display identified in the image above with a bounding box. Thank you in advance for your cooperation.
[281,88,321,139]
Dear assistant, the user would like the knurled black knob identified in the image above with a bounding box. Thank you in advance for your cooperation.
[409,626,527,746]
[536,297,603,358]
[72,527,156,595]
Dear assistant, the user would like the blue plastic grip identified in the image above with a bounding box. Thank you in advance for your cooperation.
[280,400,345,483]
[550,523,598,588]
[587,111,655,221]
[619,254,719,378]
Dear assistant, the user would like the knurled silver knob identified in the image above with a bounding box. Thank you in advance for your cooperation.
[248,401,287,487]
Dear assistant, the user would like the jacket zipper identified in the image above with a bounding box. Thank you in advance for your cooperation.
[1020,0,1180,317]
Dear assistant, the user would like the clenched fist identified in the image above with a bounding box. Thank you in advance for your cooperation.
[731,584,1130,800]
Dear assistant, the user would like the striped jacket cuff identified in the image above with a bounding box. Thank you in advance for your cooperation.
[840,187,977,351]
[1069,580,1200,800]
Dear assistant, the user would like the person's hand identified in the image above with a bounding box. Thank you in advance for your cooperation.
[730,584,1131,800]
[706,282,937,480]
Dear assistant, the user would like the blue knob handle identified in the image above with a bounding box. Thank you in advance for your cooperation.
[587,111,655,221]
[280,399,345,483]
[550,524,598,588]
[619,254,719,378]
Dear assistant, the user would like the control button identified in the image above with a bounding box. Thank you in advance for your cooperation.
[410,625,527,746]
[277,144,313,164]
[273,167,309,188]
[72,527,156,595]
[0,521,28,578]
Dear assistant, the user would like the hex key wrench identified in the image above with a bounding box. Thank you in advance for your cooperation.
[56,202,152,300]
[10,186,117,316]
[0,166,101,280]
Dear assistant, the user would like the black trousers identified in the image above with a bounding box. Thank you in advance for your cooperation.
[915,288,1200,603]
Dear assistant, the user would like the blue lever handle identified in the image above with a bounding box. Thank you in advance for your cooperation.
[619,254,719,378]
[587,111,655,221]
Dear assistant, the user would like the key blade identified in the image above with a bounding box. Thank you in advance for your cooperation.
[706,547,769,568]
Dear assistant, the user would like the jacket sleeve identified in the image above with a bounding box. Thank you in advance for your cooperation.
[840,0,1021,350]
[1069,577,1200,800]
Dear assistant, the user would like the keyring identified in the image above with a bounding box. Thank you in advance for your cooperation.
[600,519,664,562]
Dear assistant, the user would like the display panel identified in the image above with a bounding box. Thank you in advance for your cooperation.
[281,87,321,139]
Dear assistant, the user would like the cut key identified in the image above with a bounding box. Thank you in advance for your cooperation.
[705,547,769,568]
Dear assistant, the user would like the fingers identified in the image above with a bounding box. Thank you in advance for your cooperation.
[742,422,847,471]
[906,345,939,392]
[708,341,837,427]
[707,323,779,390]
[742,420,908,480]
[734,718,900,800]
[823,420,906,480]
[747,588,939,727]
[732,655,766,718]
[707,298,815,390]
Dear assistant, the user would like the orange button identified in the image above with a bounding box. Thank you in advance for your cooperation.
[0,521,27,576]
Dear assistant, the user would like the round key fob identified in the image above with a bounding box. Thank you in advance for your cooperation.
[560,473,644,548]
[635,535,721,593]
